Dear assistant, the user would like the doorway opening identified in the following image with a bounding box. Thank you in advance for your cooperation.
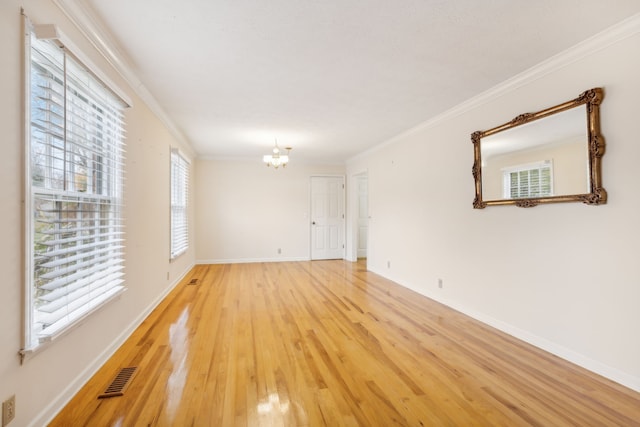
[355,173,368,262]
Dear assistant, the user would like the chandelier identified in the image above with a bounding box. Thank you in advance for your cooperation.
[263,139,291,169]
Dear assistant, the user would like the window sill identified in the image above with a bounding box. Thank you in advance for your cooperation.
[20,287,127,364]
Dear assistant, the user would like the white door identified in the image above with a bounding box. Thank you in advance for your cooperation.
[311,176,345,260]
[356,175,368,258]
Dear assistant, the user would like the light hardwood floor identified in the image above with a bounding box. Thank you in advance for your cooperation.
[51,260,640,426]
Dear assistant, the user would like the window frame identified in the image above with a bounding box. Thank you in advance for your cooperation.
[170,148,190,260]
[502,160,554,199]
[22,18,130,356]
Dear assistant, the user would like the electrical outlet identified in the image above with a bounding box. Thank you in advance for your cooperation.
[277,248,282,254]
[387,261,391,268]
[2,395,15,426]
[438,278,443,289]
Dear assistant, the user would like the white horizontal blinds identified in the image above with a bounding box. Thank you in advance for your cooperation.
[507,162,552,199]
[29,34,126,346]
[170,149,189,259]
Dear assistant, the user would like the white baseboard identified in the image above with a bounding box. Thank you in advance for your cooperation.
[196,256,310,264]
[32,263,194,427]
[368,267,640,393]
[434,296,640,393]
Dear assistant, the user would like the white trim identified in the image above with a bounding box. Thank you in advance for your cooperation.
[501,160,554,199]
[31,262,194,427]
[25,22,128,354]
[196,257,310,265]
[170,148,190,260]
[347,13,640,165]
[51,0,193,149]
[21,288,127,361]
[33,23,132,107]
[440,295,640,393]
[368,266,640,393]
[171,147,192,165]
[23,13,35,356]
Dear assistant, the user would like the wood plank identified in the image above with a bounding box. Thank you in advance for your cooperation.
[50,260,640,426]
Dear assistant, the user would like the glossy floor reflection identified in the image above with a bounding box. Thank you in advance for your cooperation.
[51,261,640,426]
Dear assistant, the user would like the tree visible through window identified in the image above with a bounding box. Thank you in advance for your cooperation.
[503,161,553,199]
[25,26,127,351]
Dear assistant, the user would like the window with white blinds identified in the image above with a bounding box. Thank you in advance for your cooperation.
[502,160,553,199]
[170,149,190,259]
[26,29,127,350]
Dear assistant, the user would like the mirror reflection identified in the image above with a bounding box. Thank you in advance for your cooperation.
[480,107,589,201]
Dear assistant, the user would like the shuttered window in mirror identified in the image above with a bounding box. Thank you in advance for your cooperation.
[502,161,553,199]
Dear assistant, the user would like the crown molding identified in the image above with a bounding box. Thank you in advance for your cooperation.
[348,13,640,164]
[52,0,193,150]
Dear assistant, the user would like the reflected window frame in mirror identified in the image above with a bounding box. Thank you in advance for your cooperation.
[471,87,606,208]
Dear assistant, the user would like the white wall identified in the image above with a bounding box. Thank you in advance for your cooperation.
[0,1,196,425]
[196,159,344,263]
[347,20,640,391]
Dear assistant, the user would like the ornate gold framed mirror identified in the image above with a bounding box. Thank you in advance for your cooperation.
[472,88,605,208]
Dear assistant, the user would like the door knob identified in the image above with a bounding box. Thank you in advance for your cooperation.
[312,221,316,225]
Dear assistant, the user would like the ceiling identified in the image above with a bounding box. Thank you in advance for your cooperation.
[80,0,640,163]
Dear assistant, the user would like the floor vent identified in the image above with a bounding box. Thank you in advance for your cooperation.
[98,367,137,399]
[188,278,199,285]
